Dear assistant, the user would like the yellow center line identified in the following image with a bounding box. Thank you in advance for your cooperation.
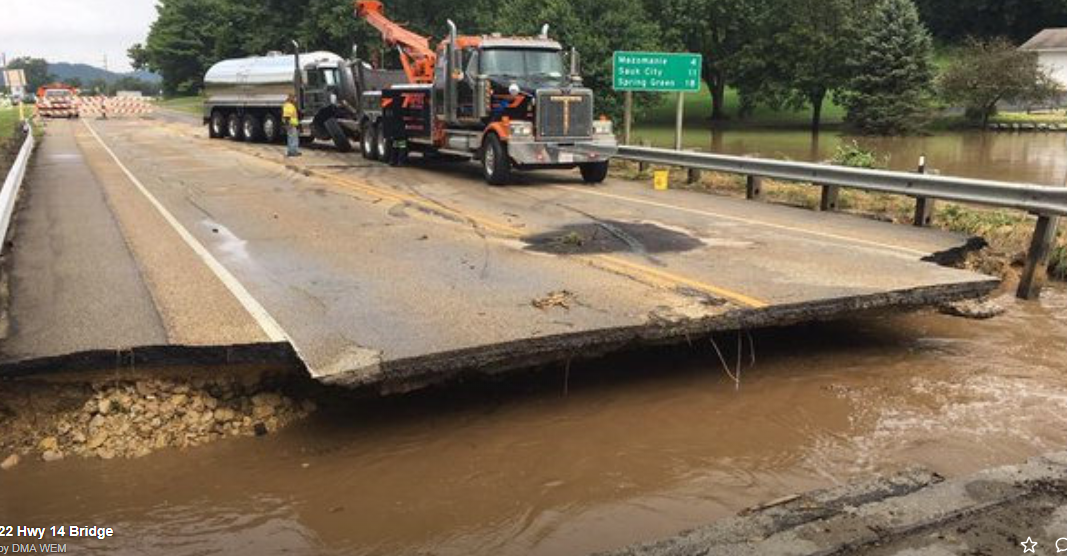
[590,255,770,308]
[186,131,770,310]
[305,168,768,309]
[555,185,930,258]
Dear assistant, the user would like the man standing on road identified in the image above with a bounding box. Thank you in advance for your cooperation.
[283,94,301,157]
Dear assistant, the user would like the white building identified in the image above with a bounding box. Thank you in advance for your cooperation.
[1020,28,1067,86]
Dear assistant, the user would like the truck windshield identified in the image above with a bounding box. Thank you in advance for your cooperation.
[481,49,564,78]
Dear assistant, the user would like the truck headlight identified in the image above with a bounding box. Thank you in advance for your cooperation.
[593,119,613,135]
[509,120,534,137]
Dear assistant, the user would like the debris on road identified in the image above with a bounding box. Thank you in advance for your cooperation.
[532,290,576,311]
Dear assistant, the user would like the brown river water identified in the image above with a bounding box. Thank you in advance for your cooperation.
[2,285,1066,555]
[636,127,1067,185]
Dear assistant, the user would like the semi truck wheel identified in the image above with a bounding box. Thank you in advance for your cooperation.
[482,134,511,186]
[325,118,353,153]
[375,122,393,162]
[242,113,264,143]
[579,161,609,184]
[361,121,378,160]
[227,114,244,141]
[262,113,281,143]
[209,111,226,139]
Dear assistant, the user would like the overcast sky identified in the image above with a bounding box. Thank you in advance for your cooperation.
[0,0,157,72]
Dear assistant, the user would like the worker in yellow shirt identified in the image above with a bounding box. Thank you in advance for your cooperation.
[283,95,301,157]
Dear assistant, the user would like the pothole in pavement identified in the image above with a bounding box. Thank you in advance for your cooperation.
[521,220,704,255]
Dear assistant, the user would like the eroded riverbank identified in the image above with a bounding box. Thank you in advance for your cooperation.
[1,285,1066,555]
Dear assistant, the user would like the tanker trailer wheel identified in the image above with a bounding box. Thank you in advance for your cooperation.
[209,111,226,139]
[227,113,244,141]
[482,134,511,186]
[579,161,609,184]
[242,113,264,143]
[325,118,353,153]
[375,122,393,162]
[261,113,281,143]
[361,121,378,160]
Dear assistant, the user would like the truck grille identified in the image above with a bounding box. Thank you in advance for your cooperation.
[537,90,593,139]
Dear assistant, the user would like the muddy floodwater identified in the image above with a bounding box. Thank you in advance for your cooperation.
[635,126,1067,185]
[3,286,1067,555]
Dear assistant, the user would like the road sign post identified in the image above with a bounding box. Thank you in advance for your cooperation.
[3,69,27,122]
[612,51,702,152]
[675,93,684,150]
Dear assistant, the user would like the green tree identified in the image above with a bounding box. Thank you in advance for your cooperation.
[138,0,229,95]
[62,77,84,89]
[841,0,934,134]
[649,0,761,120]
[913,0,1067,43]
[938,38,1063,127]
[732,0,872,132]
[87,78,109,95]
[493,0,663,120]
[8,57,54,92]
[111,76,163,96]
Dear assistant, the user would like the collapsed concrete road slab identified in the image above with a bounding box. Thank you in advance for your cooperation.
[1,118,998,391]
[601,451,1067,556]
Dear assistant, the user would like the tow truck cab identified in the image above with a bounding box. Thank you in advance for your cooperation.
[368,27,617,184]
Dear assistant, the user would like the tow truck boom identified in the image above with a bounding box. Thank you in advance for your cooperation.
[355,0,437,84]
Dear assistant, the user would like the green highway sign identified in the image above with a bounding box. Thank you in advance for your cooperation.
[612,51,703,93]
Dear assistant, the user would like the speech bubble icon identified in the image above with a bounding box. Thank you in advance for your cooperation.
[1056,537,1067,552]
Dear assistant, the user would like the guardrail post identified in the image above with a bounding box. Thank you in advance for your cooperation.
[1017,214,1060,300]
[746,175,763,200]
[820,185,839,212]
[638,140,651,174]
[685,149,702,184]
[913,156,935,227]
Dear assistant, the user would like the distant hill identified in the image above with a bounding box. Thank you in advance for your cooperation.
[48,62,161,84]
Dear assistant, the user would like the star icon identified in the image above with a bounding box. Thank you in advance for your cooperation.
[1021,537,1038,553]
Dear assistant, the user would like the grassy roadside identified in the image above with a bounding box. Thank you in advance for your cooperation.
[0,106,38,176]
[610,160,1067,283]
[0,106,33,141]
[157,96,204,115]
[637,84,847,131]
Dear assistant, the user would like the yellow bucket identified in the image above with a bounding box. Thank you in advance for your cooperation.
[653,170,669,191]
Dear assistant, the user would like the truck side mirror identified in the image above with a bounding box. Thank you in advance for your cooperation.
[570,47,580,79]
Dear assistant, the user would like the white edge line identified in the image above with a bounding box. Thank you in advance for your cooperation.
[558,185,930,258]
[82,119,291,344]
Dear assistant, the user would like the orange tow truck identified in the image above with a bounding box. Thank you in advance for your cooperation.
[354,0,617,185]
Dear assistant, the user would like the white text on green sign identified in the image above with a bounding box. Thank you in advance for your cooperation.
[612,52,703,93]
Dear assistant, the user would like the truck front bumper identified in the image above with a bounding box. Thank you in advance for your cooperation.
[508,136,618,167]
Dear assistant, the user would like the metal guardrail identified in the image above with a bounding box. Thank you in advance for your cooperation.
[0,123,35,252]
[590,143,1064,300]
[605,145,1067,217]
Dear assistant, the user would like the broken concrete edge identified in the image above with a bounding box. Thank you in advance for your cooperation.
[599,468,943,556]
[0,342,300,382]
[0,279,999,391]
[319,278,1000,393]
[920,235,989,268]
[600,450,1067,556]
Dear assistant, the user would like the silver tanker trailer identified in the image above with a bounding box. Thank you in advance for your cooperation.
[203,48,405,152]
